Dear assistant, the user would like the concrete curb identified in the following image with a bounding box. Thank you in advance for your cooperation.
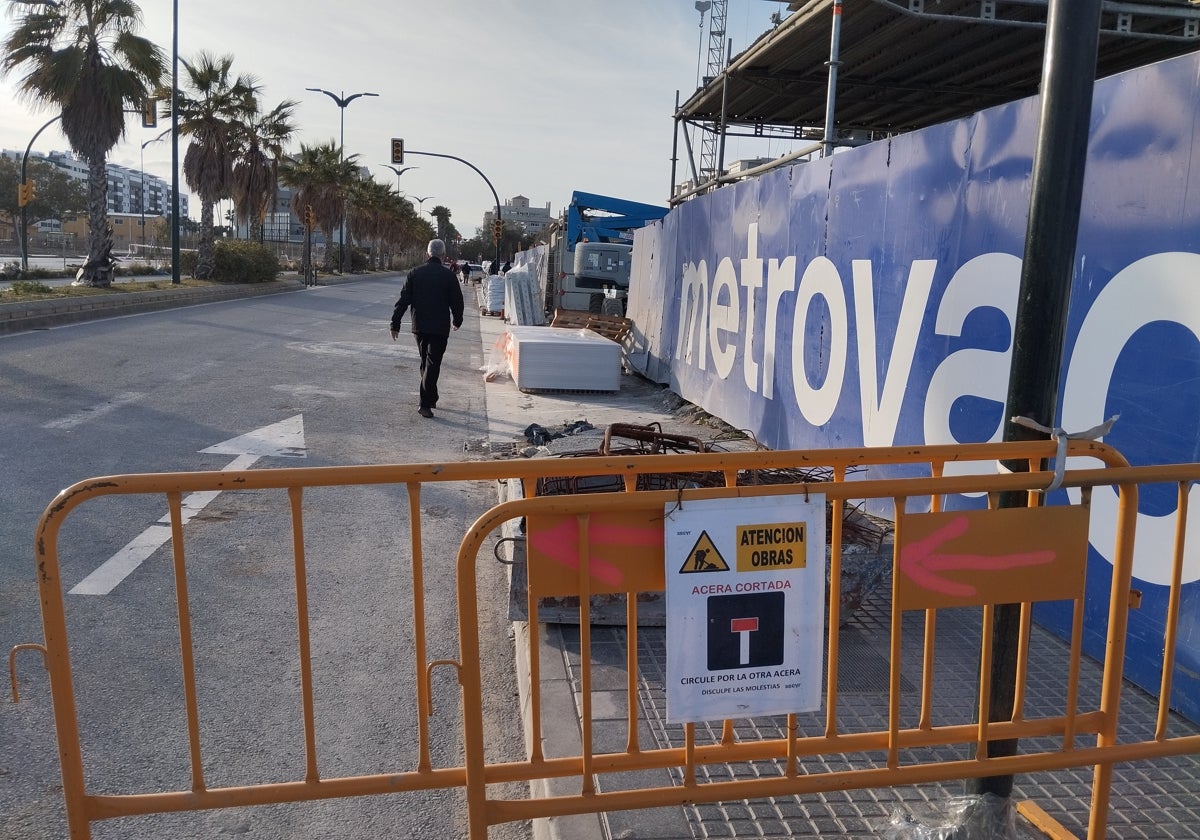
[499,478,608,840]
[0,278,307,335]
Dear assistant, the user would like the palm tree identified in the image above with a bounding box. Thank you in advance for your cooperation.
[429,204,460,245]
[231,97,296,243]
[2,0,166,286]
[348,178,401,269]
[279,141,357,271]
[168,52,256,279]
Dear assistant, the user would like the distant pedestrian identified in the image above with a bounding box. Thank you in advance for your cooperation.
[390,239,465,418]
[461,261,472,283]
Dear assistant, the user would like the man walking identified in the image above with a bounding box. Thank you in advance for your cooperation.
[390,239,465,418]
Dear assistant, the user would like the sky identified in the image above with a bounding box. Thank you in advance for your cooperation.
[0,0,799,238]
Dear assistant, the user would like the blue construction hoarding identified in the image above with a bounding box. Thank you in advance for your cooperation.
[626,50,1200,722]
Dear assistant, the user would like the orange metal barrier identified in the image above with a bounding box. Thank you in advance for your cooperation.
[17,440,1200,838]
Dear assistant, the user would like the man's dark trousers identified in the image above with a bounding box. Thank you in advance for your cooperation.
[416,332,449,409]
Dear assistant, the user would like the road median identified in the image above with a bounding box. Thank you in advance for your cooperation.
[0,278,305,335]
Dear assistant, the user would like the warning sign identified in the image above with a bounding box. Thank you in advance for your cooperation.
[735,523,807,572]
[664,495,826,723]
[679,531,729,573]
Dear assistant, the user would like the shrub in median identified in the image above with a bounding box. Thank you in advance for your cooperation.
[212,240,280,283]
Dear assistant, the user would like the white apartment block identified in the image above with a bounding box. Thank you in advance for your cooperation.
[484,195,552,235]
[2,149,189,219]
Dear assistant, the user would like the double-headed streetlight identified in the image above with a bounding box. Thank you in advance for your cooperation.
[412,196,437,237]
[306,87,378,273]
[379,164,418,194]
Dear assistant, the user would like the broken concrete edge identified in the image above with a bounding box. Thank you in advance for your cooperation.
[0,278,305,335]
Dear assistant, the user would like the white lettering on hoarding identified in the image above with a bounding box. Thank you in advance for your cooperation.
[853,258,937,447]
[710,257,740,379]
[741,224,764,392]
[1062,252,1200,586]
[675,229,1200,585]
[923,252,1021,493]
[791,257,847,425]
[762,254,796,400]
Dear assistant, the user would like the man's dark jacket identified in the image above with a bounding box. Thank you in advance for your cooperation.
[391,257,465,335]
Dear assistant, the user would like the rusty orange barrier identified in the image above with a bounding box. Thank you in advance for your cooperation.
[17,440,1200,838]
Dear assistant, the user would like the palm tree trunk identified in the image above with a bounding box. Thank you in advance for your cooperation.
[77,157,115,287]
[197,200,216,279]
[320,227,335,271]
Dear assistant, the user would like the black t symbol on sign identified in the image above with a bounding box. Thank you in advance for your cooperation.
[707,591,785,670]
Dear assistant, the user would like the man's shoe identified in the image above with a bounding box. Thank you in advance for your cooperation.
[418,406,434,418]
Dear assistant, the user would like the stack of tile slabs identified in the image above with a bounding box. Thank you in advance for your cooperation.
[507,325,621,392]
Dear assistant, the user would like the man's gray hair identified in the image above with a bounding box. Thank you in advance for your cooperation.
[427,239,446,257]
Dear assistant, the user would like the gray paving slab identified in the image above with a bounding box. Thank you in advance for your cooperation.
[476,311,1200,840]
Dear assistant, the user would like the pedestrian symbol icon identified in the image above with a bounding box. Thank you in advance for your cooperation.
[707,592,785,670]
[679,531,729,573]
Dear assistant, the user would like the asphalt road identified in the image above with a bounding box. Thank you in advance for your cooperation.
[0,275,531,839]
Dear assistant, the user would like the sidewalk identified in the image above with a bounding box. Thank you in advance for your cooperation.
[474,309,1200,840]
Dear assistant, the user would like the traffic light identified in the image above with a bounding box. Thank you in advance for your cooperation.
[303,205,315,227]
[141,97,158,128]
[390,137,404,164]
[492,218,504,243]
[17,180,35,207]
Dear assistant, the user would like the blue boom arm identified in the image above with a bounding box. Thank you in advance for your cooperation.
[566,191,668,247]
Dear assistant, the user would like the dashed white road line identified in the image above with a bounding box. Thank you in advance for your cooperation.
[43,392,145,431]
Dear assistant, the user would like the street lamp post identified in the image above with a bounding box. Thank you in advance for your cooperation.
[379,164,418,194]
[18,114,61,274]
[306,87,378,273]
[140,129,170,254]
[13,3,62,274]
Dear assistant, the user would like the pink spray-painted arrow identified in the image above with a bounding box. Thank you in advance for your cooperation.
[899,514,1057,598]
[529,517,661,586]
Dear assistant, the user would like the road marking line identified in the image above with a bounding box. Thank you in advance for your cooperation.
[69,453,259,595]
[43,392,144,431]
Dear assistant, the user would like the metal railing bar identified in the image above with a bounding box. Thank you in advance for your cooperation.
[976,603,996,759]
[1064,595,1086,750]
[287,486,319,783]
[577,513,595,796]
[167,490,205,793]
[85,766,470,819]
[483,735,1200,827]
[407,482,434,773]
[625,597,640,755]
[526,592,544,764]
[1158,480,1188,741]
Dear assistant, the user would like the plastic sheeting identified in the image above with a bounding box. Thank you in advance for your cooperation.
[481,274,505,314]
[883,794,1020,840]
[501,264,545,326]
